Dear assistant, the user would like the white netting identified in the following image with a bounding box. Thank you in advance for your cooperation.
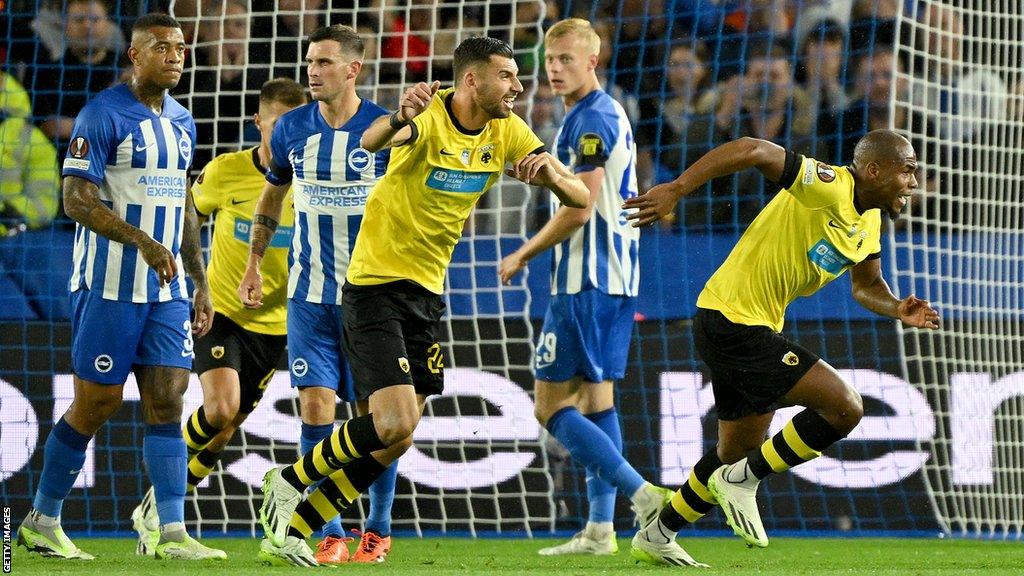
[169,0,552,536]
[893,0,1024,538]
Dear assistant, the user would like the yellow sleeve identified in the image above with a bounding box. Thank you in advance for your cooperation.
[191,155,224,216]
[785,156,847,210]
[506,113,545,163]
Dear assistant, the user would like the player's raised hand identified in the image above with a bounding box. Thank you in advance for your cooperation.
[398,80,441,122]
[498,252,527,285]
[139,237,177,286]
[238,265,264,309]
[897,295,940,329]
[191,287,214,337]
[505,152,557,186]
[623,182,684,227]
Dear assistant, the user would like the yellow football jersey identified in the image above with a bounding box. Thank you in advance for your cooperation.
[347,88,545,294]
[192,147,295,335]
[697,156,882,332]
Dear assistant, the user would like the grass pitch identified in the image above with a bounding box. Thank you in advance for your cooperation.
[9,536,1022,575]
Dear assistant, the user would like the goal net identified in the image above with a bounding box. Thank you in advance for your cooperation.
[1,0,1022,541]
[893,0,1024,538]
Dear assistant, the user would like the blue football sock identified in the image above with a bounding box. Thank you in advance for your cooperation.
[144,423,187,526]
[33,418,91,518]
[365,460,398,536]
[547,407,644,499]
[301,422,343,538]
[585,408,622,523]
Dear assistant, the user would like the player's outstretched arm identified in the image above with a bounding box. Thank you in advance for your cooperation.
[182,185,213,337]
[505,152,588,208]
[499,168,602,284]
[361,80,441,152]
[850,257,940,329]
[624,137,786,227]
[63,175,177,286]
[239,181,289,309]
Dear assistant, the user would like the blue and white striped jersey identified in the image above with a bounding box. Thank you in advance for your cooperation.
[266,100,390,305]
[63,84,196,303]
[551,89,640,296]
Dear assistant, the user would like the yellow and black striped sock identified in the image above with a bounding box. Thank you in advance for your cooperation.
[280,414,386,491]
[286,456,388,539]
[183,407,222,458]
[186,448,222,492]
[660,449,722,531]
[747,409,845,479]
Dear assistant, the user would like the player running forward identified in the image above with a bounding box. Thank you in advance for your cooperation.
[624,130,940,567]
[17,14,225,561]
[255,36,590,567]
[498,19,670,556]
[238,25,399,567]
[128,78,306,557]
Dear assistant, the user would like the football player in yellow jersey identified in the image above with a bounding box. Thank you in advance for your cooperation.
[128,78,306,557]
[624,130,940,567]
[255,37,589,557]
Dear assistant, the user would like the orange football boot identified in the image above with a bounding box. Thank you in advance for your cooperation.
[349,530,391,563]
[314,535,353,564]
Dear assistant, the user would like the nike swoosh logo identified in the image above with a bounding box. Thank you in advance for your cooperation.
[439,148,454,156]
[827,220,844,230]
[230,198,250,205]
[135,142,155,152]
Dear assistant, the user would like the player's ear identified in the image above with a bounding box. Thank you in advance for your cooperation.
[348,59,363,80]
[252,112,262,132]
[127,45,140,67]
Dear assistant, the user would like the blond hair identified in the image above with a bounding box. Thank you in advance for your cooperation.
[544,18,601,56]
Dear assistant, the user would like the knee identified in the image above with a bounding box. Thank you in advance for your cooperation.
[384,434,414,459]
[144,389,185,423]
[717,440,762,465]
[828,387,864,436]
[68,395,123,431]
[373,408,419,446]
[204,399,239,429]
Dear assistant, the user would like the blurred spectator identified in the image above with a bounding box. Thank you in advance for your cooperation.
[602,0,667,96]
[683,39,813,227]
[714,0,793,82]
[0,72,60,236]
[796,20,849,157]
[641,41,715,186]
[26,0,122,156]
[379,0,433,84]
[848,0,898,58]
[19,0,125,64]
[181,0,269,171]
[911,2,1007,144]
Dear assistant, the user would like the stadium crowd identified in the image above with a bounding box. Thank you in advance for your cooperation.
[1,0,1013,238]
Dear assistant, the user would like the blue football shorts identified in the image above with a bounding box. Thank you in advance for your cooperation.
[534,290,637,383]
[286,298,356,402]
[70,289,193,385]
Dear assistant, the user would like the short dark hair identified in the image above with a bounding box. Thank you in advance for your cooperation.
[745,38,791,64]
[453,37,514,82]
[307,24,365,59]
[260,78,307,108]
[131,13,182,35]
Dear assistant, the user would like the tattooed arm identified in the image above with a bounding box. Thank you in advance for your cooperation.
[238,180,289,309]
[183,185,213,337]
[63,175,177,285]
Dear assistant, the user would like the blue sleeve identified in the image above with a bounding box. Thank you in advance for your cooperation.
[62,102,118,185]
[188,118,198,171]
[266,118,293,186]
[571,109,617,173]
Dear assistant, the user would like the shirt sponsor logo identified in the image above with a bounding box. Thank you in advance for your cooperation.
[233,219,293,247]
[426,168,490,193]
[808,239,854,275]
[137,175,187,198]
[300,183,370,207]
